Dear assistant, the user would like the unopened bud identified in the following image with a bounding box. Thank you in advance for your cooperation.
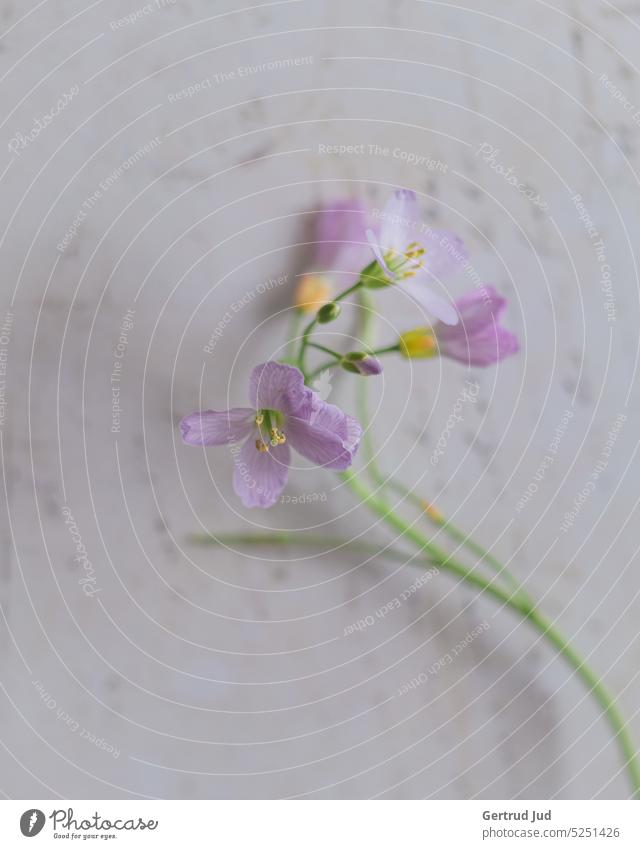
[340,351,383,376]
[294,274,333,314]
[399,328,438,359]
[317,302,341,323]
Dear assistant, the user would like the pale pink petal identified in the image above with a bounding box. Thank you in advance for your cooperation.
[438,324,519,366]
[379,189,421,251]
[180,409,255,446]
[403,277,459,325]
[420,228,468,279]
[232,437,290,508]
[249,362,312,416]
[315,199,370,271]
[366,228,398,280]
[438,286,506,339]
[285,399,361,470]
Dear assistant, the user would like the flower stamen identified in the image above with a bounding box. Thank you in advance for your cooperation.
[269,426,286,446]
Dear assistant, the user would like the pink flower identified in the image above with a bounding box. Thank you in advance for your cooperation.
[180,362,361,508]
[438,286,519,365]
[295,199,370,313]
[366,189,465,325]
[399,286,519,366]
[313,199,371,272]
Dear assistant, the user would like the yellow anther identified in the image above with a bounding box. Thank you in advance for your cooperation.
[255,439,269,453]
[255,413,264,426]
[268,426,286,447]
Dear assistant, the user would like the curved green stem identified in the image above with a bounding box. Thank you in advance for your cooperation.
[285,311,303,360]
[371,343,401,356]
[297,280,362,374]
[307,361,339,382]
[340,467,640,799]
[307,342,342,360]
[355,290,527,600]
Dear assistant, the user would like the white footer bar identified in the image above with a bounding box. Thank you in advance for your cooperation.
[1,800,638,847]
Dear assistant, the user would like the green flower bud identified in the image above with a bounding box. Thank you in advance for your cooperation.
[340,352,383,376]
[317,302,341,323]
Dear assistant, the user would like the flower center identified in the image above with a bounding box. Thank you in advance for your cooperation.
[254,409,286,451]
[384,241,426,279]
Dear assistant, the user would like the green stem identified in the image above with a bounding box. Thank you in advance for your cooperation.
[189,531,420,564]
[307,361,339,382]
[385,476,526,600]
[297,280,362,374]
[354,292,526,599]
[307,342,342,360]
[285,311,303,360]
[371,343,401,356]
[340,467,640,799]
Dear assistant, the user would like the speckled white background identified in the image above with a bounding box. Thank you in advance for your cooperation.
[0,0,639,799]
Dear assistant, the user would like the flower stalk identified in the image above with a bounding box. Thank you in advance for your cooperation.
[183,189,639,797]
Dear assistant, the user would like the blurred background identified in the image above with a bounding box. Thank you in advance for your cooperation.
[1,0,639,798]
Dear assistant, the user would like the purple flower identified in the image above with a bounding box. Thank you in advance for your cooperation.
[399,286,519,366]
[180,362,362,508]
[314,199,371,273]
[366,189,465,325]
[437,286,519,365]
[295,200,370,313]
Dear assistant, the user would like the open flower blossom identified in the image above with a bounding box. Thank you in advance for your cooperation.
[399,286,519,366]
[294,200,370,313]
[366,189,465,326]
[180,361,362,508]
